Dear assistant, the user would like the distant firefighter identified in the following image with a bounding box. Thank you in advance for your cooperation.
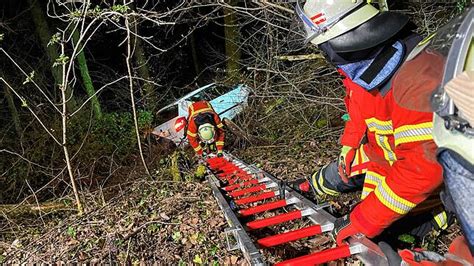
[185,100,225,157]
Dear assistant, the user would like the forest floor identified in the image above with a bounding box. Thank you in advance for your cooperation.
[0,138,462,264]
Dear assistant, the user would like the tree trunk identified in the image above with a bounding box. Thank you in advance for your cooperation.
[3,80,21,135]
[72,30,102,119]
[132,21,156,110]
[60,43,84,215]
[28,0,62,91]
[0,202,73,217]
[190,31,201,77]
[223,1,241,82]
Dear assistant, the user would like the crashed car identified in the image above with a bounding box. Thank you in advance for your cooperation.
[153,83,250,144]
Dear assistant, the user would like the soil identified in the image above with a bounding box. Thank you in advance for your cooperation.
[0,180,245,264]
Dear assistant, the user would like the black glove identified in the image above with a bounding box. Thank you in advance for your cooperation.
[217,151,223,157]
[332,214,360,245]
[378,241,402,266]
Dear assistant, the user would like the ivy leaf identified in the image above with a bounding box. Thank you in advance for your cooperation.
[48,33,61,47]
[53,54,70,67]
[22,71,35,85]
[111,4,130,13]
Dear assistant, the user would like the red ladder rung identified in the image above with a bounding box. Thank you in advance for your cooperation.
[234,191,276,205]
[229,184,267,198]
[257,225,322,248]
[247,210,301,230]
[274,244,351,266]
[239,199,287,217]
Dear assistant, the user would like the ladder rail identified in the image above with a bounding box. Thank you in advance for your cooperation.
[206,153,388,266]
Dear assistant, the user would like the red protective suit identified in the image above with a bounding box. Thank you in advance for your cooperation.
[338,55,444,237]
[186,101,225,156]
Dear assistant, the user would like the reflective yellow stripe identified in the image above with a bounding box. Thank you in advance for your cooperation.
[193,145,202,152]
[394,122,434,146]
[365,118,393,134]
[190,107,214,118]
[310,167,339,196]
[310,171,323,195]
[187,131,197,137]
[365,118,396,164]
[375,135,397,164]
[361,187,373,199]
[215,141,224,146]
[365,171,416,214]
[364,171,383,187]
[433,211,448,230]
[376,182,416,215]
[317,168,339,196]
[217,123,224,128]
[350,146,370,176]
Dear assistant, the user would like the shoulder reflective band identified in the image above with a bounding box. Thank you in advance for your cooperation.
[394,122,433,146]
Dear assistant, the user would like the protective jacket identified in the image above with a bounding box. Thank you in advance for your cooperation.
[186,101,225,155]
[340,63,443,237]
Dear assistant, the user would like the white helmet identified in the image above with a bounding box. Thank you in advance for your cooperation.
[198,123,216,143]
[296,0,409,52]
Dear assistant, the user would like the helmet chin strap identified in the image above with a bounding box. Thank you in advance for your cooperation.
[336,41,406,91]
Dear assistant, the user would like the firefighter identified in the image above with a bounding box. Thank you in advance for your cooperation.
[186,100,225,157]
[294,0,449,244]
[378,8,473,265]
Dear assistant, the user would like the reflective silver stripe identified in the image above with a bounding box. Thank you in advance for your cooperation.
[377,135,396,162]
[366,122,393,132]
[433,211,448,230]
[365,173,381,185]
[394,128,432,140]
[375,182,416,214]
[366,172,416,214]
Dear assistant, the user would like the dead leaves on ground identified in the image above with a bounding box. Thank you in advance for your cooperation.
[1,181,245,264]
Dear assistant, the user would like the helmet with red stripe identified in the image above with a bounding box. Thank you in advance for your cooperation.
[296,0,409,52]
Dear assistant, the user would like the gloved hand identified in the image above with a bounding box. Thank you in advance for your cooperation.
[398,249,446,265]
[217,151,223,157]
[337,146,356,183]
[332,214,361,245]
[378,242,402,266]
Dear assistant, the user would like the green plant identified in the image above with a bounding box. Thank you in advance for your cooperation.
[172,231,182,242]
[66,226,76,239]
[193,254,203,265]
[398,234,415,244]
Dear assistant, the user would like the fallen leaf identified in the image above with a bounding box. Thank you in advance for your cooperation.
[160,213,170,220]
[231,255,238,264]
